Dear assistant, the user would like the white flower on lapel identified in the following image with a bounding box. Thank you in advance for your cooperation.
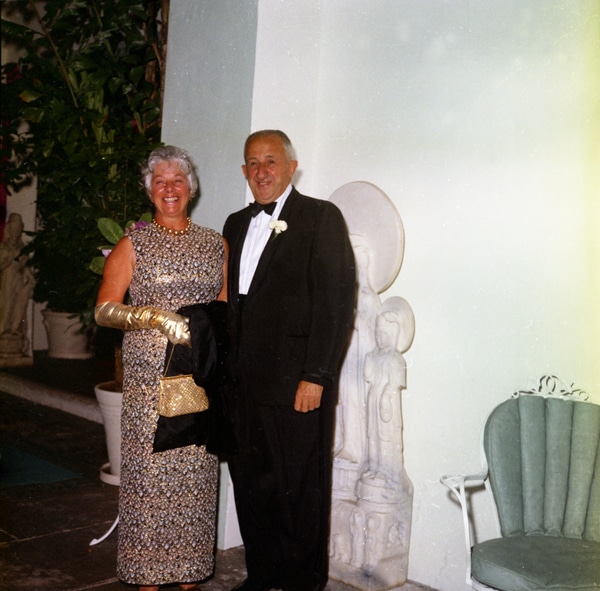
[269,219,288,239]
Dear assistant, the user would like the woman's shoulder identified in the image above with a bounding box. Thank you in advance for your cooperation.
[125,220,152,243]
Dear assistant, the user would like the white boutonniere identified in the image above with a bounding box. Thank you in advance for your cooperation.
[269,219,288,240]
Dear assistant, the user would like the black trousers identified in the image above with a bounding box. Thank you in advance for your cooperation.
[228,386,335,591]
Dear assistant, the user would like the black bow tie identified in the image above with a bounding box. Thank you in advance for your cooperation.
[250,201,277,217]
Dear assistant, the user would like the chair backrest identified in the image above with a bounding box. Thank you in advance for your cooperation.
[484,395,600,541]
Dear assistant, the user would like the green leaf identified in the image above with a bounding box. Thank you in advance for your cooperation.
[108,76,124,94]
[97,217,124,244]
[19,89,43,103]
[90,256,106,275]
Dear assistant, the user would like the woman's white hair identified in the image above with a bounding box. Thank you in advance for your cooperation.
[141,145,200,199]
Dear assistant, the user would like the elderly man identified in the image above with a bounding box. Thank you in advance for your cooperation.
[223,130,356,591]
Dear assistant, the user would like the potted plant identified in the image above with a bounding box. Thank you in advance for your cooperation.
[1,0,168,357]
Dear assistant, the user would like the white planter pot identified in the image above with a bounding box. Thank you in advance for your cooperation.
[42,309,93,359]
[94,381,123,486]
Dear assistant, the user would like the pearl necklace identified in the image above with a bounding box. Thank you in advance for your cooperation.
[152,217,192,236]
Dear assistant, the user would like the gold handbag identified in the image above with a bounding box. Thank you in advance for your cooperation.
[157,347,209,417]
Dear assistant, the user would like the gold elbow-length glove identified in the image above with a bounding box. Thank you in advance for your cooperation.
[94,302,191,346]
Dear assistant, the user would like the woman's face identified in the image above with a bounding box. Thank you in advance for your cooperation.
[150,160,191,219]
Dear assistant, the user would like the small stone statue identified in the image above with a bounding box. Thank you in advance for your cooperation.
[0,213,35,361]
[363,307,408,483]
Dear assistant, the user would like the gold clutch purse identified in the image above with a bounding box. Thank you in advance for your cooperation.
[157,348,210,417]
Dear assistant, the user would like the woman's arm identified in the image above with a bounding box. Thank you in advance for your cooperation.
[96,237,135,305]
[94,237,190,346]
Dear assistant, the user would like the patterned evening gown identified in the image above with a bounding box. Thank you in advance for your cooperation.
[117,222,223,585]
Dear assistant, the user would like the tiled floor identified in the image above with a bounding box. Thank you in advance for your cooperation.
[0,352,436,591]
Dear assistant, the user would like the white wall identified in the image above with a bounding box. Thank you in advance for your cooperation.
[162,0,259,233]
[165,1,600,589]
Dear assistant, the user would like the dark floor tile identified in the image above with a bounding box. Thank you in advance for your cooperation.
[0,368,435,591]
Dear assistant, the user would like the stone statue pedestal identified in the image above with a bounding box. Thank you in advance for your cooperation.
[0,346,34,367]
[332,458,363,501]
[357,471,405,505]
[330,471,413,590]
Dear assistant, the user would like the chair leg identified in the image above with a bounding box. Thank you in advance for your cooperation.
[89,515,119,546]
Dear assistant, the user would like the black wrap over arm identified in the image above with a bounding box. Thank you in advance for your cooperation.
[152,301,237,455]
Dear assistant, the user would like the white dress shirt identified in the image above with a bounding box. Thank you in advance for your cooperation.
[238,184,292,295]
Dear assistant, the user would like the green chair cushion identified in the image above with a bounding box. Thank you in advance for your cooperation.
[484,397,600,540]
[472,535,600,591]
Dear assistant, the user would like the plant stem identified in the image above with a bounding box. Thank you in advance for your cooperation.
[29,0,79,109]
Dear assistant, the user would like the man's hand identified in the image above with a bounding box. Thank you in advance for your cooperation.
[294,380,323,413]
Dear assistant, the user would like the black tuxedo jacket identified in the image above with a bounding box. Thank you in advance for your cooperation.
[223,188,356,406]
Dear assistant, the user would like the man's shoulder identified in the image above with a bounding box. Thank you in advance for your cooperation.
[223,205,248,233]
[288,189,343,216]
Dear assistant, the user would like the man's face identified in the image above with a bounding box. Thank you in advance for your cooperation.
[242,135,298,204]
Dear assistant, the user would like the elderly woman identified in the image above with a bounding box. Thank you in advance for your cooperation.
[95,145,227,591]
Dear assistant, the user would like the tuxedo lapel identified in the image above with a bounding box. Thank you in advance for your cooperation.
[229,208,253,299]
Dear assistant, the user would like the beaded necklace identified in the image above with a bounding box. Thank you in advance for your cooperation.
[152,217,192,236]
